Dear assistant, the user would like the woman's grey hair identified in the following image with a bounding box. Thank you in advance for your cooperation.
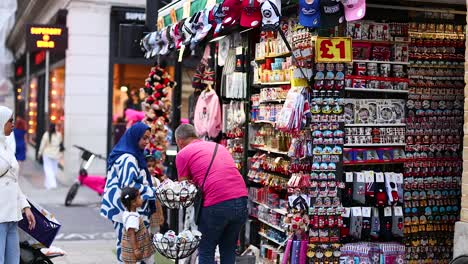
[175,124,198,140]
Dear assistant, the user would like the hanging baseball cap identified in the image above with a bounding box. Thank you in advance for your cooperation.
[192,9,212,47]
[261,0,281,31]
[342,0,366,22]
[210,4,225,37]
[320,0,345,27]
[159,27,170,55]
[151,31,164,57]
[182,16,195,46]
[221,0,242,27]
[174,19,186,49]
[299,0,320,28]
[240,0,262,28]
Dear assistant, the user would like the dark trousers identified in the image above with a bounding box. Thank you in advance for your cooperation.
[198,197,248,264]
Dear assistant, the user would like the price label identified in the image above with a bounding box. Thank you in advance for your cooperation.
[352,207,362,217]
[376,173,384,183]
[384,207,392,217]
[356,172,364,183]
[394,206,403,216]
[315,37,352,63]
[362,207,371,217]
[395,173,404,184]
[364,171,374,183]
[343,208,351,217]
[346,172,353,182]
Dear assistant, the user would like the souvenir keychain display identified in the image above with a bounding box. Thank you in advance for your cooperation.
[305,62,347,263]
[404,22,465,263]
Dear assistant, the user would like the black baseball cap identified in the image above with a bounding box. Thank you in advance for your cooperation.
[320,0,345,28]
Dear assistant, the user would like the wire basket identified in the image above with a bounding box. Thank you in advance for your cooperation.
[153,236,201,259]
[155,187,198,209]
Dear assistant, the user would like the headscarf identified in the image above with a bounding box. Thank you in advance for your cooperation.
[107,122,150,170]
[107,122,156,216]
[0,106,13,142]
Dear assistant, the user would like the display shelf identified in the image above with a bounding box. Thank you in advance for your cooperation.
[408,31,465,39]
[259,99,286,104]
[252,200,288,215]
[353,60,410,65]
[251,146,289,156]
[408,76,464,81]
[252,120,276,125]
[258,232,287,245]
[345,123,406,127]
[345,88,409,94]
[353,39,411,44]
[409,64,464,69]
[344,160,407,166]
[259,81,291,86]
[344,143,406,147]
[258,218,287,233]
[255,52,292,61]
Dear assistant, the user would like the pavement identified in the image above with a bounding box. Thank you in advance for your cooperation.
[19,152,117,264]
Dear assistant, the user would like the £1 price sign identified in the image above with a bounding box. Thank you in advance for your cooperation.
[315,37,352,63]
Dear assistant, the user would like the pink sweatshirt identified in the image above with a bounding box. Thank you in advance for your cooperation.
[193,90,221,138]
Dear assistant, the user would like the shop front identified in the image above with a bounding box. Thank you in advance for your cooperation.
[144,0,467,262]
[14,49,66,157]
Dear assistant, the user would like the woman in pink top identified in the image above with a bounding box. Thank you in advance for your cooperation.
[175,124,247,264]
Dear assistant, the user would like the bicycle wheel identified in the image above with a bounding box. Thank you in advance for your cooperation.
[65,182,80,206]
[451,255,468,264]
[33,257,53,264]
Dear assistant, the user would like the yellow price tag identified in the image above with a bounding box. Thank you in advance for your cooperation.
[170,9,177,24]
[157,17,164,30]
[315,37,352,63]
[183,1,191,19]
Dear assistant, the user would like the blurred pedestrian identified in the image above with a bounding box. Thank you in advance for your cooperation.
[38,124,62,189]
[100,122,157,263]
[174,124,248,264]
[0,106,36,264]
[13,115,27,162]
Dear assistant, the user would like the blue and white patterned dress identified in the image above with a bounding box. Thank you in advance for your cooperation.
[100,153,156,262]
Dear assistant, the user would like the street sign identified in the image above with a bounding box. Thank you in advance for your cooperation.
[315,37,352,63]
[26,24,68,52]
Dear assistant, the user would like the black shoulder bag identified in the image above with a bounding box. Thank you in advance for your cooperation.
[193,143,219,225]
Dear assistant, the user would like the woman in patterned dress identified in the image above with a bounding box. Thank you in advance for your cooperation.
[100,122,157,263]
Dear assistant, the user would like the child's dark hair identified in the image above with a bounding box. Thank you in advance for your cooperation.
[120,187,139,210]
[145,155,156,163]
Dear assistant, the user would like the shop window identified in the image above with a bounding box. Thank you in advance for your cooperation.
[27,78,38,144]
[49,67,65,136]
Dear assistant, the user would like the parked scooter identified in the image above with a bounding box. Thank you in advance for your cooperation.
[64,145,106,206]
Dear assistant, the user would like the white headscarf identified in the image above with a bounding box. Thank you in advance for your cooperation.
[0,106,13,143]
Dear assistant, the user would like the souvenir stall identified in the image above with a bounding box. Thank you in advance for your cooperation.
[142,0,466,263]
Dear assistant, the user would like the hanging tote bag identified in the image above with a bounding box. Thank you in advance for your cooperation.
[18,200,61,248]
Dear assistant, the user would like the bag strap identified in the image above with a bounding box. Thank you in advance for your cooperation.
[277,29,312,87]
[200,143,219,190]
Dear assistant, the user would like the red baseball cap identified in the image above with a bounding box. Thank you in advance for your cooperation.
[221,0,242,27]
[241,0,261,28]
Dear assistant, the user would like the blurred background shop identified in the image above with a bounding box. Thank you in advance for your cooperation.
[6,0,172,179]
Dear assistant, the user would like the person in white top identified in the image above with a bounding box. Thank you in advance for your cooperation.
[120,186,155,264]
[0,106,36,264]
[38,124,62,189]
